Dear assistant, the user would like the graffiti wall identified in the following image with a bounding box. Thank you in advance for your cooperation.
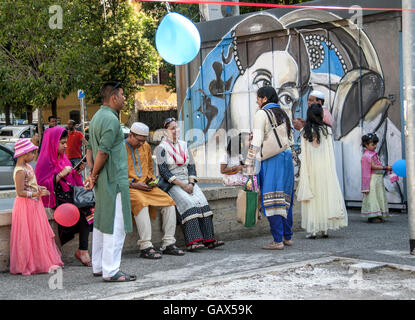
[177,5,404,204]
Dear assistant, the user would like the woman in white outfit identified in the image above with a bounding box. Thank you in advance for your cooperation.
[297,104,348,239]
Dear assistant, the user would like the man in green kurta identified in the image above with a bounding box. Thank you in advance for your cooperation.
[85,81,135,282]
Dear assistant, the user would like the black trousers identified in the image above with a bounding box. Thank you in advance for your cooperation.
[181,215,215,246]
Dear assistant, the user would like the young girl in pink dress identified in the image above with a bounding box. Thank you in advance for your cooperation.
[9,139,63,275]
[361,133,392,223]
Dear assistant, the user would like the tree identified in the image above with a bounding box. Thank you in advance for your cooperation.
[141,0,313,92]
[95,0,161,113]
[239,0,313,15]
[0,0,160,124]
[0,0,104,124]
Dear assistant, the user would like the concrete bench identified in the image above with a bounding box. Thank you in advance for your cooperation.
[0,181,301,272]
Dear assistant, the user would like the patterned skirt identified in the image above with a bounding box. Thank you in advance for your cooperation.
[168,183,215,246]
[258,150,294,219]
[361,174,389,219]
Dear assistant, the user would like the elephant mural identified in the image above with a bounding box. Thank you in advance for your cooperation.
[178,8,404,205]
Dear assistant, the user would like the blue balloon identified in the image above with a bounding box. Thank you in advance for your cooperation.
[155,12,201,65]
[392,159,407,177]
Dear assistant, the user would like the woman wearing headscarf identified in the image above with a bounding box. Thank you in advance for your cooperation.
[35,126,93,266]
[155,118,224,252]
[245,86,295,250]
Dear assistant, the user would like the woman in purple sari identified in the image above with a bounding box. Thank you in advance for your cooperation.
[35,126,93,266]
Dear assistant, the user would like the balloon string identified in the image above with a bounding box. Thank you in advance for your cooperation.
[164,1,171,12]
[101,0,107,22]
[136,0,415,12]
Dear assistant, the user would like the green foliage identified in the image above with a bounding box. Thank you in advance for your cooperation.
[0,0,102,113]
[94,1,160,112]
[0,0,160,116]
[140,2,202,93]
[141,0,313,93]
[239,0,313,15]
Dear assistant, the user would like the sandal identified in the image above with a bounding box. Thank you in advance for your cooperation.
[262,241,284,250]
[93,272,102,277]
[140,247,162,259]
[186,243,205,252]
[283,239,293,246]
[205,240,225,249]
[103,270,136,282]
[75,249,92,267]
[163,244,185,256]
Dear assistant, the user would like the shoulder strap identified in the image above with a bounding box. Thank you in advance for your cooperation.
[263,109,282,148]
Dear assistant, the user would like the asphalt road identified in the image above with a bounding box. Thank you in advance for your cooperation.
[0,209,413,300]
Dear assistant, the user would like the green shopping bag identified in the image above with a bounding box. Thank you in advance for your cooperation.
[236,176,258,227]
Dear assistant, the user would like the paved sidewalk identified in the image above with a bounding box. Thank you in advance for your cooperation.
[0,210,413,300]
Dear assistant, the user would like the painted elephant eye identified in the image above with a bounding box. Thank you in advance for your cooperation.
[252,69,272,90]
[279,93,294,107]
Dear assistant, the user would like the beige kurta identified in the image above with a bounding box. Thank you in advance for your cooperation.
[126,141,175,219]
[297,127,348,233]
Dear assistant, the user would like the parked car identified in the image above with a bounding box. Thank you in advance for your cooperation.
[0,125,36,145]
[0,144,16,190]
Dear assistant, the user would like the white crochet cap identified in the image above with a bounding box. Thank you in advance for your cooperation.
[310,90,325,100]
[130,122,149,136]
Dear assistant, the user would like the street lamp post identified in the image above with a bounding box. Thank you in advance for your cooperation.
[78,89,87,177]
[402,0,415,255]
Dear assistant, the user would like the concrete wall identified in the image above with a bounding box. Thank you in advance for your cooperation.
[0,185,302,273]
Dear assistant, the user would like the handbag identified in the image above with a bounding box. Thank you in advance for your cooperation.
[261,108,290,161]
[157,176,173,193]
[236,176,258,227]
[54,177,73,204]
[73,185,95,208]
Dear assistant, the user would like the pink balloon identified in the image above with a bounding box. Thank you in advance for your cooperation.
[54,203,80,227]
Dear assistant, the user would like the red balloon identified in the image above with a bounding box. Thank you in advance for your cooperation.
[54,203,80,227]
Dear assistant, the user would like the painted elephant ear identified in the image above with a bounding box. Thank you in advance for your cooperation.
[232,13,286,74]
[332,69,385,139]
[286,31,310,91]
[294,24,386,140]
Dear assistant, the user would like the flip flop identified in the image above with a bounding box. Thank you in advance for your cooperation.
[283,239,293,246]
[103,271,136,282]
[262,242,284,250]
[205,240,225,249]
[186,243,205,252]
[75,250,92,267]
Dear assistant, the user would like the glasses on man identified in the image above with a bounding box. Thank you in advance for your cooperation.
[164,117,176,128]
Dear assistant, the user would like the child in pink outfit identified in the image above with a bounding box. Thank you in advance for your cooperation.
[360,133,392,223]
[9,139,63,275]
